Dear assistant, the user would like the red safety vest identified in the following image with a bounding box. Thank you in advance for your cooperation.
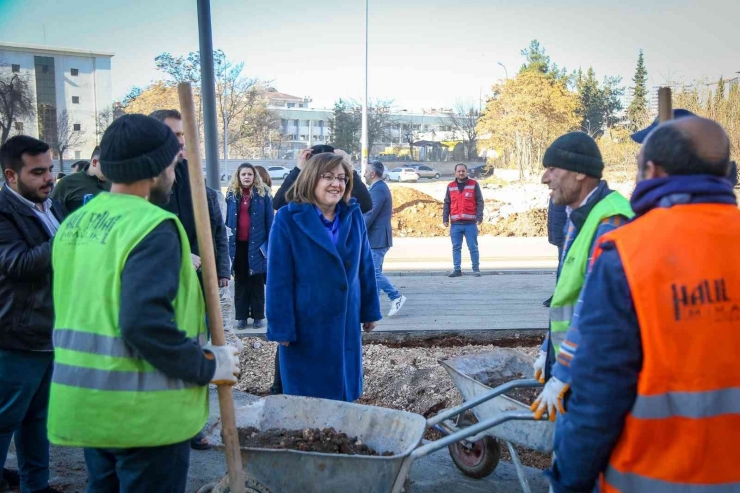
[448,179,478,222]
[593,203,740,492]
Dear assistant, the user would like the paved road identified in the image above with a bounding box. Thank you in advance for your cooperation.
[234,269,554,337]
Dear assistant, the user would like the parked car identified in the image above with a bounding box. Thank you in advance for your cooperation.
[468,164,494,179]
[388,167,421,183]
[267,165,292,180]
[408,164,441,180]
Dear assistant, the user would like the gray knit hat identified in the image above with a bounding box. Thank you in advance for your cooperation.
[542,132,604,179]
[100,114,181,184]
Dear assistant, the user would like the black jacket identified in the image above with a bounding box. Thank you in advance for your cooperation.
[0,185,67,351]
[273,167,372,213]
[160,160,230,280]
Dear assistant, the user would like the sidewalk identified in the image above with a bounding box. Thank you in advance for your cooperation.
[383,237,558,272]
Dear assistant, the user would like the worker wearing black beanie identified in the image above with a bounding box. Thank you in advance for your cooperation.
[99,114,181,184]
[542,131,604,179]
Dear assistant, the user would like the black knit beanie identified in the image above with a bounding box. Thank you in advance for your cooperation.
[99,114,181,184]
[542,132,604,179]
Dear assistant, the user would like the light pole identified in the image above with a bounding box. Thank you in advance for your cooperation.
[497,62,508,80]
[360,0,369,176]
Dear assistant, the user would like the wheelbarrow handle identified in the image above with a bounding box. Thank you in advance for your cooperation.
[412,410,537,460]
[426,378,541,427]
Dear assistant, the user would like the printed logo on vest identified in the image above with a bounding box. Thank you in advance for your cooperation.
[57,210,123,246]
[672,279,738,322]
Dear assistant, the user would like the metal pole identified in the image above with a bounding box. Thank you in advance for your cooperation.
[498,61,508,80]
[197,0,221,189]
[361,0,369,176]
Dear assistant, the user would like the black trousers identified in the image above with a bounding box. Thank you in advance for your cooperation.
[234,241,265,321]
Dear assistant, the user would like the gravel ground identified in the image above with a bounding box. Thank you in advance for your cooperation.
[235,337,552,469]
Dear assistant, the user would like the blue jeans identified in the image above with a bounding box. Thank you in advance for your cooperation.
[84,439,190,493]
[0,349,54,493]
[451,223,480,271]
[371,248,401,301]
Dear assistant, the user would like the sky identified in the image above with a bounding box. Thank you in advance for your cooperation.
[1,0,738,111]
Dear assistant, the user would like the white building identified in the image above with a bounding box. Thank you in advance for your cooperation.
[0,42,114,162]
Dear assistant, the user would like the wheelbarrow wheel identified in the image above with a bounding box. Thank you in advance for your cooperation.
[208,475,273,493]
[448,414,501,479]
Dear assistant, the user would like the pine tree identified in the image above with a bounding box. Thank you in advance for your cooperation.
[714,77,726,112]
[626,50,649,130]
[578,67,603,135]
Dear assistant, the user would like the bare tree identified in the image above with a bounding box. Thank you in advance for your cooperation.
[0,63,36,144]
[445,101,480,160]
[54,110,86,172]
[95,106,116,144]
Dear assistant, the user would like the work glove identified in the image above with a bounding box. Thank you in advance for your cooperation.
[204,344,241,385]
[533,350,547,383]
[530,376,569,421]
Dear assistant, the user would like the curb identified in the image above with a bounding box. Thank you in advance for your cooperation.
[384,269,556,277]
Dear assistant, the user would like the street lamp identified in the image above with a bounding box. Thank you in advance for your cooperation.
[360,0,369,176]
[497,62,508,80]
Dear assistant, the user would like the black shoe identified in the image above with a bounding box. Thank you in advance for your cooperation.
[2,469,19,488]
[269,385,283,395]
[473,271,482,277]
[253,319,264,329]
[190,430,212,450]
[448,270,463,278]
[543,296,553,307]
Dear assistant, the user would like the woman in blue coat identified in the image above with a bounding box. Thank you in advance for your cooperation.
[266,152,382,402]
[226,163,274,329]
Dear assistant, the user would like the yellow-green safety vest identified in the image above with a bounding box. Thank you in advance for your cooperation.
[549,191,634,354]
[48,192,208,449]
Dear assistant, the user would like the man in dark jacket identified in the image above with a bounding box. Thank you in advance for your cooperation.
[50,146,111,212]
[149,109,230,451]
[442,163,484,277]
[0,136,66,493]
[273,144,372,213]
[363,160,406,317]
[544,198,567,306]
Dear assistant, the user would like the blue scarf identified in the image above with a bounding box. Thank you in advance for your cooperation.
[630,175,737,217]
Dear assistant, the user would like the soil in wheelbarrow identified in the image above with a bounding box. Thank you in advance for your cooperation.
[237,426,394,456]
[482,374,540,406]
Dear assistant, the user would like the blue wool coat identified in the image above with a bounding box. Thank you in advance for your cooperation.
[225,189,274,275]
[266,199,382,402]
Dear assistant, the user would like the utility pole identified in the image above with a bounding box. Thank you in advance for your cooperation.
[498,61,508,80]
[197,0,221,189]
[361,0,369,176]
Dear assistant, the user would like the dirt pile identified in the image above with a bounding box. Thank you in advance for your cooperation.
[237,426,391,456]
[488,209,548,237]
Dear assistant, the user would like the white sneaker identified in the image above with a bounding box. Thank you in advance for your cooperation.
[388,295,406,317]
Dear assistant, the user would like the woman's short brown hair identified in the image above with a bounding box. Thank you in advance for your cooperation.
[285,153,354,205]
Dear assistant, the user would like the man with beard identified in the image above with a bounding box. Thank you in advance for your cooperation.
[0,136,66,493]
[47,115,240,492]
[530,132,633,421]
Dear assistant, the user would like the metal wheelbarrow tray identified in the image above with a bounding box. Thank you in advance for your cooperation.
[206,394,426,493]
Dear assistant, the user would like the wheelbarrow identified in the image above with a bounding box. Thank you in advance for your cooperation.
[201,349,548,493]
[433,349,555,493]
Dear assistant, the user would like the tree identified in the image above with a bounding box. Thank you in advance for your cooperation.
[121,81,182,116]
[356,99,396,155]
[0,64,36,144]
[53,110,86,172]
[519,39,570,85]
[329,99,360,153]
[626,50,649,130]
[476,70,580,179]
[154,51,202,84]
[95,106,116,144]
[576,68,624,137]
[445,101,480,159]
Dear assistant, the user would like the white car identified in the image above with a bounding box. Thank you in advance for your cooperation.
[267,166,291,180]
[388,167,420,183]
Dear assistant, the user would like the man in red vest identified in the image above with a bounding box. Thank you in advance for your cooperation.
[547,116,740,492]
[443,163,484,277]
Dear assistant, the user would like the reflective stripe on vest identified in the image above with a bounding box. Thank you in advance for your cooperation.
[605,466,740,493]
[53,362,200,392]
[631,388,740,419]
[548,191,633,355]
[448,180,478,222]
[597,203,740,492]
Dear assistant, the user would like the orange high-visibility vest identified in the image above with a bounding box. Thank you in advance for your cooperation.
[448,179,478,222]
[593,203,740,492]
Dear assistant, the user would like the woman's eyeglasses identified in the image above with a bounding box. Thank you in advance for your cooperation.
[320,173,349,185]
